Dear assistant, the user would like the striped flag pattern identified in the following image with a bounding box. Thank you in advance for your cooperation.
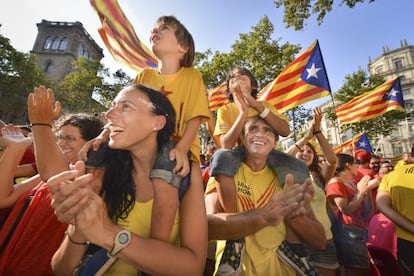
[90,0,158,71]
[208,82,229,111]
[333,133,364,154]
[258,40,331,112]
[335,77,405,125]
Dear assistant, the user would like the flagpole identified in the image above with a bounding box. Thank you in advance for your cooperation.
[316,40,343,148]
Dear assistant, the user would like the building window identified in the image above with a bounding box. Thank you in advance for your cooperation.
[403,88,411,98]
[405,99,413,109]
[44,60,52,73]
[394,59,403,70]
[51,38,60,50]
[59,38,68,50]
[43,37,53,49]
[375,66,383,74]
[78,44,91,58]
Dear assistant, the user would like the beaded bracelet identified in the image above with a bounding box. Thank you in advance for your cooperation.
[313,130,322,135]
[30,123,52,128]
[65,231,90,246]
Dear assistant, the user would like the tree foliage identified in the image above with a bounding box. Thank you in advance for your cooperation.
[55,57,107,114]
[195,16,301,90]
[0,33,50,123]
[287,106,313,141]
[273,0,376,30]
[325,68,406,140]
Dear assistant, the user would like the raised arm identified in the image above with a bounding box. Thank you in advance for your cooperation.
[0,125,40,208]
[27,85,66,181]
[312,107,337,181]
[218,91,249,148]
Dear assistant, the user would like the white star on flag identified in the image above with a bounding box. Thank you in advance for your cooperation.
[306,63,322,79]
[358,141,367,149]
[386,88,400,97]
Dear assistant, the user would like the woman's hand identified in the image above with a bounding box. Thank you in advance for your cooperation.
[78,128,109,161]
[356,175,371,195]
[47,161,91,224]
[27,85,62,124]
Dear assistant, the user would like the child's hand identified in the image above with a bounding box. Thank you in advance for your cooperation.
[78,128,109,161]
[169,147,190,177]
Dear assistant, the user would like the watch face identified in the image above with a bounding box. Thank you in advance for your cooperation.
[119,232,130,244]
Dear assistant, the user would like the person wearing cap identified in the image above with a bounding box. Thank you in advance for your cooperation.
[353,150,376,184]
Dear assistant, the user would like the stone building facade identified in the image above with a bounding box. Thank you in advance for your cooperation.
[31,20,103,83]
[367,39,414,157]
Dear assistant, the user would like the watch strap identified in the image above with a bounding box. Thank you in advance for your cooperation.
[108,229,131,257]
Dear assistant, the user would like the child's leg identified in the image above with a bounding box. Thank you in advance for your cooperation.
[150,141,182,241]
[209,148,245,273]
[267,149,310,186]
[209,147,244,213]
[151,178,179,241]
[215,175,237,213]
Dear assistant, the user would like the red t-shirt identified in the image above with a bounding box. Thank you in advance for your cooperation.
[0,183,67,275]
[326,179,369,229]
[19,147,36,165]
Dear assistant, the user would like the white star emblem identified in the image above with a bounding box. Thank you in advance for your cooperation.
[386,88,400,97]
[306,63,322,80]
[358,141,367,149]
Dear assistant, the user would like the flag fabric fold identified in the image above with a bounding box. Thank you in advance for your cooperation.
[258,40,331,113]
[90,0,158,71]
[208,82,229,111]
[335,77,405,125]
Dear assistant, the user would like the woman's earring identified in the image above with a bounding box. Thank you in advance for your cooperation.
[153,127,157,131]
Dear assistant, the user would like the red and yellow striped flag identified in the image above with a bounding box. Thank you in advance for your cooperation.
[335,77,405,125]
[90,0,158,71]
[333,133,364,154]
[258,40,331,112]
[208,82,229,111]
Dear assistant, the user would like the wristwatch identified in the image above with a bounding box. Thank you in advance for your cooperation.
[108,229,131,257]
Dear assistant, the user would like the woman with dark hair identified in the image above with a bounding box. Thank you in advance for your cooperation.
[326,153,378,276]
[284,107,339,275]
[48,84,207,275]
[0,84,104,276]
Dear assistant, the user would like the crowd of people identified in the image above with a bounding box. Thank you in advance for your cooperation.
[0,14,413,276]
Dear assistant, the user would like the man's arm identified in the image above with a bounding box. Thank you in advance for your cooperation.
[377,190,414,234]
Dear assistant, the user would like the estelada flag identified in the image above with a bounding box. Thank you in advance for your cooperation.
[336,77,405,125]
[258,40,331,112]
[354,133,374,154]
[208,82,228,111]
[333,133,364,154]
[90,0,158,71]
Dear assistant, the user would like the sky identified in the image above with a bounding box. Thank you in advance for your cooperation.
[1,0,414,107]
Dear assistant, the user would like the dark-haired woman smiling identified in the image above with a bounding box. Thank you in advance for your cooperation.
[48,84,207,276]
